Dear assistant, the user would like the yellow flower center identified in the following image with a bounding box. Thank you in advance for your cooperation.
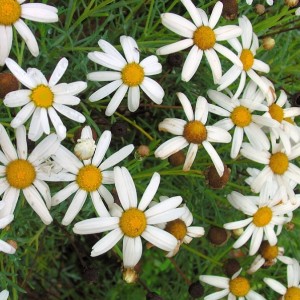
[6,159,36,189]
[253,207,272,227]
[121,63,144,87]
[269,103,284,123]
[285,287,300,300]
[0,0,21,26]
[240,49,254,71]
[30,85,54,108]
[76,165,102,192]
[260,241,279,260]
[229,277,250,297]
[230,106,252,127]
[284,117,294,124]
[119,208,147,238]
[165,219,187,240]
[193,26,216,50]
[183,121,207,144]
[269,152,289,175]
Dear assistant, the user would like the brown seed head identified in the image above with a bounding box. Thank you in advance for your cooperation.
[0,73,19,98]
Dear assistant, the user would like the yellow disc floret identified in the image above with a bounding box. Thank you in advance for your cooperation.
[193,26,216,50]
[76,165,102,192]
[0,0,21,26]
[260,241,279,260]
[183,120,207,144]
[121,63,145,87]
[284,287,300,300]
[269,152,289,175]
[253,207,272,227]
[165,219,187,240]
[30,85,54,108]
[6,159,36,189]
[229,277,250,297]
[269,103,284,123]
[230,106,252,127]
[240,49,254,71]
[119,208,147,237]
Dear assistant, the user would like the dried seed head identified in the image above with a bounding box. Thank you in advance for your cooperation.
[207,226,230,246]
[111,122,128,137]
[146,292,163,300]
[292,92,300,107]
[168,150,186,167]
[205,164,230,189]
[263,37,275,50]
[188,281,204,298]
[223,259,241,277]
[166,53,183,68]
[221,0,238,20]
[0,72,19,98]
[255,4,266,15]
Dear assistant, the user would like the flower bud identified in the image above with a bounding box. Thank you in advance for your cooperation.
[122,268,139,284]
[168,150,185,167]
[207,226,230,246]
[263,37,275,50]
[285,0,299,7]
[255,4,266,15]
[135,145,150,160]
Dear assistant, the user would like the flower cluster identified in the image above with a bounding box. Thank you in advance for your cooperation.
[0,0,299,298]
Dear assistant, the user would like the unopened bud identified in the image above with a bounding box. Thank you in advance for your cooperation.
[285,0,299,7]
[263,37,275,50]
[232,228,244,237]
[255,4,266,15]
[122,268,139,284]
[207,226,230,246]
[168,150,185,167]
[135,145,150,160]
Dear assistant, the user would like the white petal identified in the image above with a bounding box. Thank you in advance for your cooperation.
[158,118,186,135]
[105,84,128,116]
[98,39,126,64]
[14,19,39,57]
[181,45,203,82]
[33,179,51,209]
[0,125,18,160]
[123,236,142,268]
[114,167,133,210]
[209,1,223,29]
[249,227,263,255]
[21,4,58,22]
[181,0,202,26]
[52,182,78,206]
[0,25,12,66]
[120,36,139,63]
[48,107,67,140]
[263,278,286,295]
[215,25,242,41]
[202,141,224,176]
[73,217,119,234]
[155,136,188,160]
[205,49,222,84]
[231,127,244,158]
[195,96,208,123]
[90,190,110,217]
[53,103,85,123]
[177,92,194,121]
[49,58,68,87]
[128,86,140,112]
[3,90,31,107]
[183,143,198,171]
[156,39,193,55]
[145,196,182,218]
[200,275,229,289]
[140,77,164,105]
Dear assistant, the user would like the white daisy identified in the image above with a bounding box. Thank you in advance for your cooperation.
[262,87,300,155]
[247,242,293,274]
[246,0,273,5]
[0,0,58,65]
[0,290,9,300]
[264,259,300,299]
[87,36,164,116]
[155,92,231,176]
[207,82,279,159]
[223,191,299,255]
[217,16,271,100]
[0,124,60,224]
[4,57,87,141]
[241,142,300,203]
[0,214,16,254]
[200,269,266,300]
[150,198,205,257]
[50,130,134,226]
[156,0,242,82]
[73,167,185,268]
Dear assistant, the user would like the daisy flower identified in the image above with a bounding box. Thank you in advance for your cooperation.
[240,142,300,203]
[246,0,273,5]
[87,36,164,116]
[262,87,300,155]
[73,167,185,268]
[50,130,134,226]
[151,198,205,257]
[207,83,279,159]
[0,0,58,65]
[0,290,9,300]
[223,191,299,255]
[247,242,293,274]
[156,0,242,82]
[0,214,16,254]
[217,16,271,100]
[0,124,60,224]
[264,259,300,299]
[200,269,266,300]
[155,92,231,176]
[4,57,87,141]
